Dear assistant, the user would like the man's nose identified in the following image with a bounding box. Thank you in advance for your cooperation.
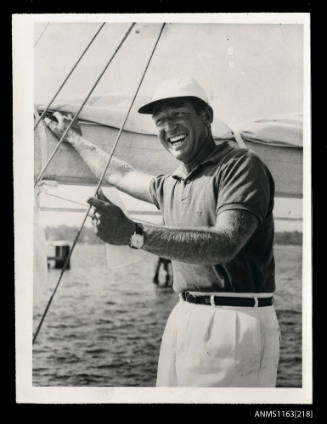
[163,118,178,132]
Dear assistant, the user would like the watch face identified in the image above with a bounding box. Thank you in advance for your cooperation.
[131,233,144,249]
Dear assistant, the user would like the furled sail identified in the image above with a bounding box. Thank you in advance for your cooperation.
[35,95,302,198]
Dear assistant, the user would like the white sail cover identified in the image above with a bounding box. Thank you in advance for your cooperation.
[44,94,234,138]
[36,95,302,198]
[234,113,302,148]
[45,96,302,146]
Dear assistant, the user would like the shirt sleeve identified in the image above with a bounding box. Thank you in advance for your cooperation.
[216,150,274,225]
[148,174,166,210]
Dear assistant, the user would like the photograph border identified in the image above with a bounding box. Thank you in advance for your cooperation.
[13,12,312,405]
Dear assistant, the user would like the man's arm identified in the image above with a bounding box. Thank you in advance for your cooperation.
[141,209,258,264]
[67,135,154,203]
[87,191,259,265]
[44,114,154,203]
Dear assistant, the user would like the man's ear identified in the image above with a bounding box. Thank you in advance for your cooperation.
[201,105,214,126]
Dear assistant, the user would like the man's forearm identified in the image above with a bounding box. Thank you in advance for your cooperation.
[66,134,153,202]
[141,223,235,265]
[67,135,131,185]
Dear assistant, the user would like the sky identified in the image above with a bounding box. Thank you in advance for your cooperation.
[34,21,304,231]
[34,22,303,126]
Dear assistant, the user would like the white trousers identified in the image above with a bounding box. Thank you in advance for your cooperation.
[156,297,280,387]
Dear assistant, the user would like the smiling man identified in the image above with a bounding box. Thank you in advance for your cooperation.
[45,76,280,387]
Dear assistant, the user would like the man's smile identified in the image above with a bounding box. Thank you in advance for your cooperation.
[168,133,188,149]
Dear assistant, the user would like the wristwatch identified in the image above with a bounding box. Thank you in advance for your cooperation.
[129,223,144,249]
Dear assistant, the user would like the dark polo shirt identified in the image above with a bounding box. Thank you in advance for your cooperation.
[149,141,275,293]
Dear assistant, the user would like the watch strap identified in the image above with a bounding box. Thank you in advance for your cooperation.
[135,223,144,235]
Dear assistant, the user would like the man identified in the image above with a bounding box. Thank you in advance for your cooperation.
[153,257,173,287]
[45,76,280,387]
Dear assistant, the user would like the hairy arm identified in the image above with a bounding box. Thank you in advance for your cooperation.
[45,114,154,203]
[68,135,154,202]
[141,209,259,264]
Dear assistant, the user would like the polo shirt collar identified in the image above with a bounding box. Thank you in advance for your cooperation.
[172,141,232,180]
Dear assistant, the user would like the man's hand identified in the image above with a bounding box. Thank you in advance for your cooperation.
[44,111,82,143]
[87,189,135,245]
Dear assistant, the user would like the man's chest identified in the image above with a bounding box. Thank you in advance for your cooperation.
[162,175,218,227]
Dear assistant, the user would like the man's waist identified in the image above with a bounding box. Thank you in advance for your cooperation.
[180,291,274,307]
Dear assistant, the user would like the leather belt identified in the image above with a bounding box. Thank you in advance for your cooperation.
[181,292,274,307]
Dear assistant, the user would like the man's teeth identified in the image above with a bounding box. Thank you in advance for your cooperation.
[169,134,186,143]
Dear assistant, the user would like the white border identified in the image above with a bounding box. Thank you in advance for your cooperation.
[301,14,312,402]
[13,13,312,404]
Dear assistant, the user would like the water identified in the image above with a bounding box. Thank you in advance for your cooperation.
[33,244,302,387]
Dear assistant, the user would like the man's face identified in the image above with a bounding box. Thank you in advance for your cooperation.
[152,100,209,164]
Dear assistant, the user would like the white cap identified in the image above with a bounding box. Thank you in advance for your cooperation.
[138,76,209,114]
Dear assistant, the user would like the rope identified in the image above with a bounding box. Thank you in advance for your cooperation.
[232,130,247,149]
[41,207,87,213]
[34,23,50,48]
[41,191,86,207]
[34,23,135,189]
[92,23,166,198]
[33,23,166,345]
[34,23,106,131]
[40,207,163,216]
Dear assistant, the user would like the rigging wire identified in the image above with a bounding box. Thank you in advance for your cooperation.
[34,23,135,189]
[34,23,50,48]
[92,23,166,199]
[33,23,166,345]
[34,22,106,131]
[41,191,87,207]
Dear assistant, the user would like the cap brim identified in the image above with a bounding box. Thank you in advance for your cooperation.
[138,98,179,115]
[138,100,158,115]
[138,96,209,115]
